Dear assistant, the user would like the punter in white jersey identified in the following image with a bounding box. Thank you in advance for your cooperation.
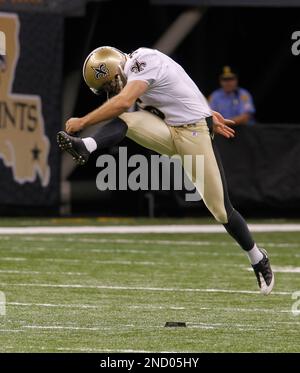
[57,46,274,295]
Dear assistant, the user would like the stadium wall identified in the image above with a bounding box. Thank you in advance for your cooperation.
[67,125,300,218]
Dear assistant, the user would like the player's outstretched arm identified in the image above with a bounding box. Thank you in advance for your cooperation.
[65,80,148,134]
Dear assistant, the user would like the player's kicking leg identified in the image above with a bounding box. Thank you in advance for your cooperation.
[211,141,274,295]
[171,120,274,295]
[57,111,177,165]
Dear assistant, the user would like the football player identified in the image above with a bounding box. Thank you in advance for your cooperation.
[57,46,274,294]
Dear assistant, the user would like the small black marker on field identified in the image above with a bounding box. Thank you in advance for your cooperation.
[164,322,187,327]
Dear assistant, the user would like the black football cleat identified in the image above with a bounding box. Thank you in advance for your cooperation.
[252,249,274,295]
[57,131,90,166]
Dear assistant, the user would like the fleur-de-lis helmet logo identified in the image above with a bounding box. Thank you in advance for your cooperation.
[92,63,109,79]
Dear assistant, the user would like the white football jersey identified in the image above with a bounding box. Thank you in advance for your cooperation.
[123,48,212,126]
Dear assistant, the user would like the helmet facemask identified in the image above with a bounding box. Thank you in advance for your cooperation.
[103,65,127,99]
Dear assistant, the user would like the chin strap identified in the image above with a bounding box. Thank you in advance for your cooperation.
[116,74,124,91]
[90,87,101,95]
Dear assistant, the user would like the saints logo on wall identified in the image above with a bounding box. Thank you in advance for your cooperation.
[0,13,50,187]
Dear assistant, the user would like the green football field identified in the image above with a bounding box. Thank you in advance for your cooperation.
[0,219,300,352]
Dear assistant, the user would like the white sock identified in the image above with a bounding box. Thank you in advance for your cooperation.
[82,137,97,153]
[247,244,264,265]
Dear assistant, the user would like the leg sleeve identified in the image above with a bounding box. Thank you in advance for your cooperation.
[212,140,255,251]
[91,118,128,149]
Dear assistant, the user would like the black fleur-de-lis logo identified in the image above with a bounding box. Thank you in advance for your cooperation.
[130,59,147,73]
[92,63,109,79]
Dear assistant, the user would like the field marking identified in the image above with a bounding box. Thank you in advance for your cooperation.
[0,270,86,276]
[42,259,159,266]
[130,305,186,310]
[23,325,105,331]
[22,324,136,332]
[0,245,293,258]
[2,237,298,256]
[0,257,26,261]
[0,282,290,296]
[7,302,97,309]
[71,238,214,246]
[93,260,157,265]
[246,266,300,274]
[39,259,245,268]
[189,325,276,331]
[188,322,276,330]
[8,236,300,249]
[4,301,292,314]
[271,266,300,273]
[2,223,300,235]
[21,322,275,333]
[0,345,184,353]
[129,305,292,314]
[55,347,182,353]
[0,250,293,259]
[0,244,243,257]
[262,242,300,248]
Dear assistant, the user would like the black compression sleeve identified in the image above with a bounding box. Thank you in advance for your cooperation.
[91,118,128,149]
[212,139,255,252]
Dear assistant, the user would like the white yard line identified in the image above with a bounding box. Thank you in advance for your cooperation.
[0,345,184,353]
[23,325,104,331]
[0,270,86,275]
[246,266,300,274]
[261,242,299,248]
[55,347,182,353]
[31,258,246,266]
[7,302,97,309]
[93,260,157,265]
[5,302,292,314]
[22,324,136,332]
[1,223,300,235]
[271,266,300,273]
[19,321,279,334]
[0,282,291,296]
[129,304,291,314]
[66,238,216,246]
[21,323,270,332]
[10,236,300,248]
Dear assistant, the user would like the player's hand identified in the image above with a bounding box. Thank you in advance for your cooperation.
[65,117,85,134]
[212,111,235,139]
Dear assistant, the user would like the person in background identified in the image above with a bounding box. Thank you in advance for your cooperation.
[209,66,255,125]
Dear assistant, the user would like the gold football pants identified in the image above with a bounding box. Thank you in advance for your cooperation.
[119,110,231,223]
